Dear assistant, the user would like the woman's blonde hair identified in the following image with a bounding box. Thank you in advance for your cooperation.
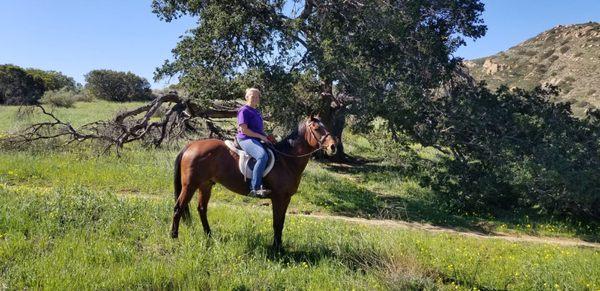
[245,87,261,100]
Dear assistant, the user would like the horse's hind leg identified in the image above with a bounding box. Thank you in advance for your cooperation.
[197,182,214,235]
[171,183,197,238]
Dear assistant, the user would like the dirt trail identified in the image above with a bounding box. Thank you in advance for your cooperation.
[113,192,599,248]
[299,167,600,249]
[291,212,600,248]
[11,184,594,249]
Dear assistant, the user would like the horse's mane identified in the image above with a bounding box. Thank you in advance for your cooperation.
[273,120,307,153]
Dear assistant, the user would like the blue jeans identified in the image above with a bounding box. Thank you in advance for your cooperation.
[238,137,268,190]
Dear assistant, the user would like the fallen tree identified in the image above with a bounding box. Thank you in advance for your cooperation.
[2,91,241,154]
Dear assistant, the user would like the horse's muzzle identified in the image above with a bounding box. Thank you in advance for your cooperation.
[326,144,337,156]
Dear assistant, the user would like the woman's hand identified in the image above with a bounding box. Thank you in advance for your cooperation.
[260,135,272,144]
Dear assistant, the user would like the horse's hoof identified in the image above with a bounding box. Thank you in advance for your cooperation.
[271,244,285,254]
[171,232,179,239]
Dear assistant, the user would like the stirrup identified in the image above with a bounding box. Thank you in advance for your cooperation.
[249,188,271,198]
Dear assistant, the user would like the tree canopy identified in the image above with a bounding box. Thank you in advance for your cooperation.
[152,0,486,156]
[0,64,45,105]
[84,70,153,102]
[25,68,79,92]
[150,1,600,221]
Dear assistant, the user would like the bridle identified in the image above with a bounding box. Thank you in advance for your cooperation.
[307,120,331,148]
[268,120,332,158]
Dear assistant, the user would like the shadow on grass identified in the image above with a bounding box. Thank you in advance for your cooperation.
[302,164,493,236]
[259,241,495,291]
[317,162,599,242]
[267,245,336,265]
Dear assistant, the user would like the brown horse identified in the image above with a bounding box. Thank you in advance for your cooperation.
[171,116,337,249]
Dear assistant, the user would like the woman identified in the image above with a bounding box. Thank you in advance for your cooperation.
[236,88,272,198]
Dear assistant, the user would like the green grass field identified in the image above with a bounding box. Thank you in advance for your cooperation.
[0,100,146,133]
[0,101,599,289]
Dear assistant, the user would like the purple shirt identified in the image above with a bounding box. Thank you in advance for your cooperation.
[236,105,265,140]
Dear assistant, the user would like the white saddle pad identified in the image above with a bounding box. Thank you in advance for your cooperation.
[225,140,275,179]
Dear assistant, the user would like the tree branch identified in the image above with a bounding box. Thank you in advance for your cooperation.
[1,92,240,154]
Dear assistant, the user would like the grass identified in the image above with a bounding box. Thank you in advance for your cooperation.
[1,100,599,289]
[0,100,597,241]
[0,148,175,196]
[0,100,146,133]
[1,146,596,242]
[0,184,598,290]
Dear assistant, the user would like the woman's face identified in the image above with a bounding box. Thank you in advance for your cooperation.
[247,90,260,108]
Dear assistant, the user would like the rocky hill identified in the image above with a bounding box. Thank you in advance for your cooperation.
[464,22,600,116]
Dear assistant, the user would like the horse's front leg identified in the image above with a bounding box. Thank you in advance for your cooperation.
[271,195,291,251]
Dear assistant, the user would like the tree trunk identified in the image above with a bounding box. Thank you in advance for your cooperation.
[320,106,347,161]
[318,81,347,162]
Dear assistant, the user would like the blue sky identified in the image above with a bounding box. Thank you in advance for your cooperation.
[1,0,598,88]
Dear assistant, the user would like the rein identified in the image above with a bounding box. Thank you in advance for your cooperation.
[268,146,321,158]
[267,121,330,158]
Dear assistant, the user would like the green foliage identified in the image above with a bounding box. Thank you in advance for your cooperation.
[152,0,486,132]
[1,99,597,236]
[418,83,600,221]
[0,64,45,105]
[25,68,79,91]
[84,69,153,102]
[40,88,83,108]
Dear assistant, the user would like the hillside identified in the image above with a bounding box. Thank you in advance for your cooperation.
[464,22,600,116]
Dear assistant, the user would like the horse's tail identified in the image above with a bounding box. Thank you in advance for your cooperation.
[174,145,190,220]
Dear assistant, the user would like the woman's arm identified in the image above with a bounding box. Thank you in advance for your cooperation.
[239,124,270,142]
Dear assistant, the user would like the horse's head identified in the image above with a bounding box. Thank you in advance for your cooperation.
[304,116,338,156]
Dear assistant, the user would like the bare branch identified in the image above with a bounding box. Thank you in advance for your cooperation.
[1,92,241,154]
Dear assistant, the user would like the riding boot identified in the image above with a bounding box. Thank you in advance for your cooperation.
[249,185,271,198]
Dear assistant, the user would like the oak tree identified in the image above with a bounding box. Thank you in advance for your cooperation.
[152,0,486,159]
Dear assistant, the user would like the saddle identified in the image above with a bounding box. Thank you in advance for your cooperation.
[225,138,275,180]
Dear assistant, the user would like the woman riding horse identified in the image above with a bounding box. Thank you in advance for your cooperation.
[236,88,272,198]
[171,89,338,250]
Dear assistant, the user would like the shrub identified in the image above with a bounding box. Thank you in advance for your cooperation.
[540,49,555,60]
[421,84,600,222]
[535,64,547,74]
[25,68,78,91]
[84,69,153,102]
[576,100,590,108]
[0,64,45,105]
[40,88,78,108]
[73,92,94,102]
[559,46,570,54]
